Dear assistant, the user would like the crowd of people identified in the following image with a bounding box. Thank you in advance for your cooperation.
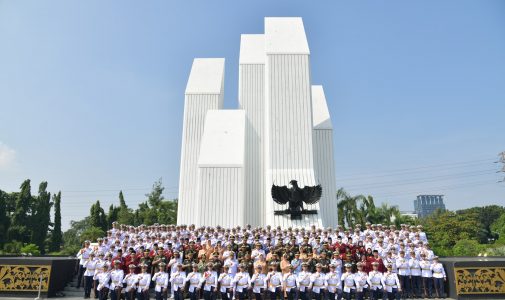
[75,222,447,300]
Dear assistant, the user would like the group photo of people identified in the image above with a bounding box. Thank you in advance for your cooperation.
[75,222,447,300]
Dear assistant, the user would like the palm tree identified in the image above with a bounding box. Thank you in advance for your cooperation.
[336,188,367,228]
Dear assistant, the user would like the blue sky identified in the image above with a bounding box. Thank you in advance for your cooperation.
[1,1,504,229]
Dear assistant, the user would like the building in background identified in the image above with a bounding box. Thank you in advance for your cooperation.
[414,195,446,218]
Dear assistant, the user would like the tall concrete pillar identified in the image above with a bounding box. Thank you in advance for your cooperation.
[177,58,225,225]
[264,17,322,227]
[239,34,266,227]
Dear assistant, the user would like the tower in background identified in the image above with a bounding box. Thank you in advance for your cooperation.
[414,195,446,218]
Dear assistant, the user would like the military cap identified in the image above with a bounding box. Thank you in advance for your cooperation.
[113,259,121,264]
[371,262,379,266]
[344,263,352,268]
[356,262,364,267]
[315,263,323,268]
[129,264,136,269]
[329,264,336,268]
[159,262,167,267]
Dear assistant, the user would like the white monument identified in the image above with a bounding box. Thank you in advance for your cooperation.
[177,17,337,228]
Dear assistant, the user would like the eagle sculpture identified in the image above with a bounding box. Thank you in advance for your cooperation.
[271,180,322,220]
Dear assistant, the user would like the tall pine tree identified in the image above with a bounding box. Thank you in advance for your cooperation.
[50,191,62,252]
[117,191,134,225]
[8,179,32,243]
[90,200,107,231]
[0,190,10,247]
[31,182,52,254]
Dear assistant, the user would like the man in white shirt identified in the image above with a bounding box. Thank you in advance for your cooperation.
[283,265,298,300]
[76,240,92,289]
[431,256,446,298]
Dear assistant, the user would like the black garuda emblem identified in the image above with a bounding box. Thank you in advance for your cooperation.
[271,180,322,220]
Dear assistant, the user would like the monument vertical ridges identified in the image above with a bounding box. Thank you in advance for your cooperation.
[264,17,322,227]
[177,18,337,228]
[197,110,246,227]
[312,85,337,227]
[177,58,225,225]
[239,34,266,227]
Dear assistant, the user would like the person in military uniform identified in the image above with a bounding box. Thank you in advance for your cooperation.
[305,252,317,273]
[316,251,331,273]
[152,247,168,278]
[183,252,198,273]
[138,250,152,274]
[299,237,313,257]
[286,238,299,261]
[242,253,254,275]
[237,245,249,264]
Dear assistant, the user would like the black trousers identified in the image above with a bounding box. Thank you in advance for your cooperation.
[286,289,297,300]
[342,289,355,300]
[204,289,216,300]
[77,265,85,288]
[433,278,445,298]
[110,287,121,300]
[369,288,382,300]
[156,289,167,300]
[84,276,93,297]
[410,276,421,297]
[269,287,283,300]
[386,288,398,300]
[99,287,109,300]
[93,279,99,298]
[398,275,410,297]
[221,288,232,300]
[421,277,433,297]
[237,289,248,300]
[356,288,367,300]
[137,289,149,300]
[253,290,263,300]
[189,290,199,300]
[313,291,323,300]
[299,290,308,300]
[174,289,183,300]
[329,290,343,300]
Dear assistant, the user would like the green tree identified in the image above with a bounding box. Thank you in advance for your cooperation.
[31,182,52,254]
[336,188,363,228]
[80,226,105,244]
[8,179,33,243]
[21,243,41,256]
[453,239,484,256]
[0,190,10,247]
[490,213,505,244]
[147,179,164,207]
[90,200,107,231]
[107,204,120,228]
[421,209,481,256]
[49,191,62,252]
[117,191,134,225]
[457,206,505,243]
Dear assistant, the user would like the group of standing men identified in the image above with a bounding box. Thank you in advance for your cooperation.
[75,222,447,300]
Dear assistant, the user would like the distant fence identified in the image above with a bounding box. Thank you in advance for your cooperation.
[0,256,77,298]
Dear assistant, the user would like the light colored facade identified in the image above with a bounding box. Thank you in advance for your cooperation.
[177,18,337,228]
[177,58,225,225]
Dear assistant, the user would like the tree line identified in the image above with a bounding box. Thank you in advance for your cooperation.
[1,179,503,257]
[0,179,62,255]
[335,188,505,256]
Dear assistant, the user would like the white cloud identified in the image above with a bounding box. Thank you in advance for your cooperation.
[0,142,16,170]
